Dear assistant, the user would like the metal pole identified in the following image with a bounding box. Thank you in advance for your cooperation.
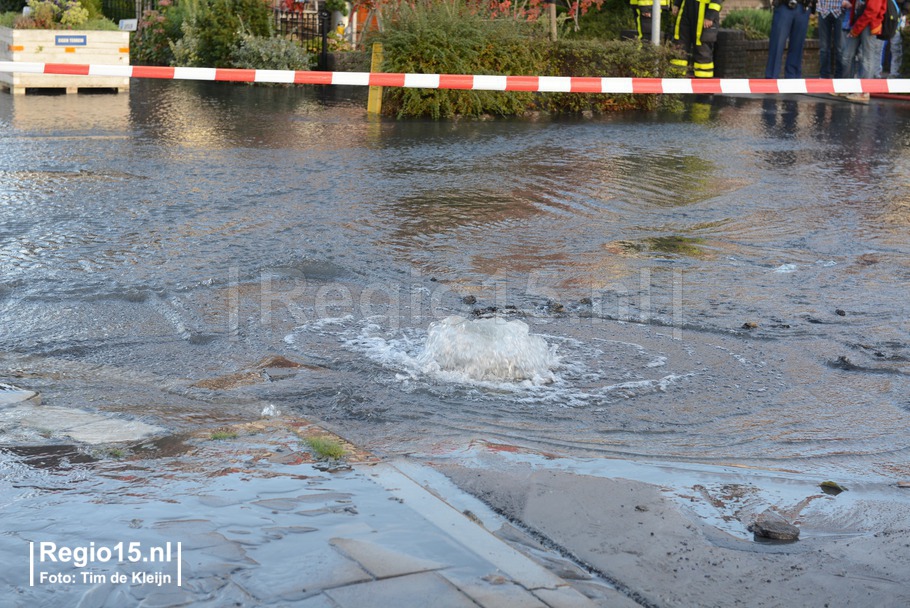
[651,0,661,45]
[319,8,330,70]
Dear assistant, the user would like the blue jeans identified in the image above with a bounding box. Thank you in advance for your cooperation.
[883,29,903,76]
[765,3,812,79]
[817,12,846,78]
[841,26,885,78]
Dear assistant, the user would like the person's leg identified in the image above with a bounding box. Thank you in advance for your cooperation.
[859,30,884,79]
[890,29,903,76]
[693,26,718,77]
[765,6,794,78]
[832,17,847,77]
[818,13,834,78]
[784,5,811,77]
[840,30,860,77]
[635,8,654,39]
[670,5,693,75]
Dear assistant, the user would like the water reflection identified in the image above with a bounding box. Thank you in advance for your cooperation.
[2,82,910,480]
[127,80,369,150]
[1,91,130,133]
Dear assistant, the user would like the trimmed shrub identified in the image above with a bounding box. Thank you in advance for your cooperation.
[543,39,682,113]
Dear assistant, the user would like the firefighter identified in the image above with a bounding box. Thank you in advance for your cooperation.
[630,0,671,40]
[671,0,723,78]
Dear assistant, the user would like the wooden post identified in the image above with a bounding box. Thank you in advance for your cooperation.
[367,42,383,115]
[548,1,557,42]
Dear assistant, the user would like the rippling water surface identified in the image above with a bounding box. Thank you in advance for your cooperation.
[2,82,909,481]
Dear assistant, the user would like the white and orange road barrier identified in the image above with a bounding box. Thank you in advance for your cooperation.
[1,61,909,95]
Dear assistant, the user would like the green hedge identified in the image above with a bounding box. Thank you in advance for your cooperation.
[376,2,546,118]
[543,39,680,114]
[377,1,681,118]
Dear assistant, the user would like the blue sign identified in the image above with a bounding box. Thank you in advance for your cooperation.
[55,35,87,46]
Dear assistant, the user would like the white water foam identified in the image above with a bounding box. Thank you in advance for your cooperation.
[416,316,559,385]
[329,317,690,406]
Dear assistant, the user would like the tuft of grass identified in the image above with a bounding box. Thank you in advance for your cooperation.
[645,236,707,257]
[210,430,238,441]
[305,436,346,460]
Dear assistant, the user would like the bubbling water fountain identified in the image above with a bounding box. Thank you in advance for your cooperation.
[418,316,559,385]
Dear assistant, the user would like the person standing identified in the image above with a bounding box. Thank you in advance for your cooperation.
[817,0,852,77]
[671,0,723,78]
[841,0,887,81]
[631,0,671,40]
[882,9,906,77]
[765,0,816,79]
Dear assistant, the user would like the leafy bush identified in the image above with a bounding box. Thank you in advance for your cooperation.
[132,0,183,65]
[135,0,274,67]
[377,0,682,118]
[2,8,117,28]
[6,0,106,28]
[378,0,548,118]
[564,0,637,40]
[79,0,101,20]
[195,0,271,67]
[232,32,313,70]
[721,8,773,39]
[80,15,116,28]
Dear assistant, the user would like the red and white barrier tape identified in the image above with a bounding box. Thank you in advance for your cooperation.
[2,61,909,94]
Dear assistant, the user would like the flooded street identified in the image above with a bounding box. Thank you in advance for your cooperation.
[2,80,910,485]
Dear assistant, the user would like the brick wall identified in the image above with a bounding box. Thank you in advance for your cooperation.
[714,28,821,77]
[621,28,821,78]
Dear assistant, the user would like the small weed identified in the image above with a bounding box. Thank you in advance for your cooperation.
[107,448,125,459]
[645,236,707,257]
[210,430,238,441]
[305,436,346,460]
